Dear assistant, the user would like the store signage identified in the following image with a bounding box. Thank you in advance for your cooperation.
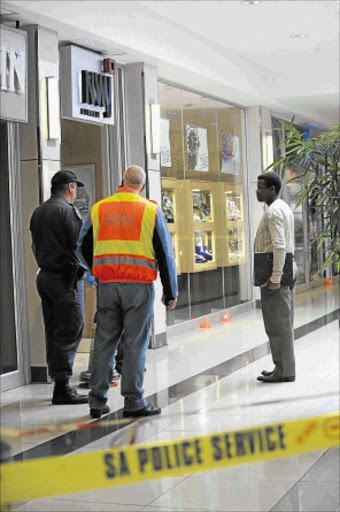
[0,25,27,122]
[60,45,115,125]
[80,70,112,119]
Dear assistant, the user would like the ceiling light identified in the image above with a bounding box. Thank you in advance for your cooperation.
[290,33,309,39]
[241,1,261,5]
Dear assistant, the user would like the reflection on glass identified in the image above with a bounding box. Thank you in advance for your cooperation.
[272,118,308,285]
[159,82,249,324]
[309,208,324,282]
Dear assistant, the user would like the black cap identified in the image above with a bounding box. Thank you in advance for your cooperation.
[51,170,84,188]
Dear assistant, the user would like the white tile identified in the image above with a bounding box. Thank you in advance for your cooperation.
[271,481,340,512]
[3,440,36,456]
[2,284,339,512]
[14,499,141,511]
[56,478,186,506]
[270,396,339,422]
[150,474,293,511]
[196,452,322,481]
[167,412,272,433]
[301,448,340,483]
[142,507,208,512]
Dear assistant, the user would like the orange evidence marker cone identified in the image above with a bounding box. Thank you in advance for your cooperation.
[200,316,211,329]
[220,310,232,323]
[325,278,332,287]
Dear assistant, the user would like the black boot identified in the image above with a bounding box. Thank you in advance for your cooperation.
[52,379,88,405]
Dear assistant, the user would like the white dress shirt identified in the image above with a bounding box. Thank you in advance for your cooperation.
[254,198,295,283]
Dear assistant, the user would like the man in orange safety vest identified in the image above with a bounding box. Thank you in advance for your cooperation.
[80,165,177,419]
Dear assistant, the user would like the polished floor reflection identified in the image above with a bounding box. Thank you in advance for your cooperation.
[1,285,339,511]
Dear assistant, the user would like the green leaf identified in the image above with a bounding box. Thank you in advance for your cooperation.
[323,252,334,270]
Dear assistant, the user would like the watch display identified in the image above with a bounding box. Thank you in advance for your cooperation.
[194,231,213,264]
[225,191,242,221]
[162,190,175,223]
[192,190,212,222]
[228,227,243,260]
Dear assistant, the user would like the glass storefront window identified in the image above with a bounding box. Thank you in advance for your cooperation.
[159,83,250,325]
[271,118,328,286]
[272,118,307,285]
[0,122,18,375]
[286,171,306,285]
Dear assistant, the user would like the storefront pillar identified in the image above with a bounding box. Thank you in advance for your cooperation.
[247,106,273,307]
[124,63,167,348]
[20,25,61,382]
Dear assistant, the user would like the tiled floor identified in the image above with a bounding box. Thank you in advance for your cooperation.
[1,285,339,511]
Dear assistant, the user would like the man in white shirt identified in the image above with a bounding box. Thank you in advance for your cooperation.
[254,172,296,383]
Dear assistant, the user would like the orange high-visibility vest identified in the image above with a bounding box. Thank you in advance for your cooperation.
[91,188,158,283]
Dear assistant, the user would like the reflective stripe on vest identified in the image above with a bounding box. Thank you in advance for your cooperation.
[91,191,158,283]
[94,255,157,270]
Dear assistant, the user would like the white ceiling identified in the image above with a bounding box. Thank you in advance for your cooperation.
[2,0,340,128]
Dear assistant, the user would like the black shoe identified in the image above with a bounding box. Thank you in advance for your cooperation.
[90,404,111,419]
[257,375,295,383]
[261,370,274,377]
[52,387,88,405]
[122,404,161,417]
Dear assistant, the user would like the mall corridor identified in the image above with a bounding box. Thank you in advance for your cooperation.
[1,284,339,512]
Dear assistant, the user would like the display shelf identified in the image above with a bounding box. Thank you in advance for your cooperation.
[181,180,217,273]
[217,183,246,266]
[225,189,243,221]
[161,177,181,274]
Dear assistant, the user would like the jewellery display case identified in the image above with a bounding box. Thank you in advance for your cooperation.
[217,184,246,266]
[161,177,181,274]
[182,180,217,273]
[161,178,246,273]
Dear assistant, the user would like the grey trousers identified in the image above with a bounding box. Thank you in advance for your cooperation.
[260,285,296,378]
[89,282,154,411]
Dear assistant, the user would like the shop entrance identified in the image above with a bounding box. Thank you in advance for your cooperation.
[60,119,110,351]
[0,121,29,390]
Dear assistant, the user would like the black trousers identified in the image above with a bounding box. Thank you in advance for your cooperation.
[37,270,84,380]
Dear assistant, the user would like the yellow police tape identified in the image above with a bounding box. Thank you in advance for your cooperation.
[1,412,339,506]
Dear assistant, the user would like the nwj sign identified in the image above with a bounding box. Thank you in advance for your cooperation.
[80,70,112,119]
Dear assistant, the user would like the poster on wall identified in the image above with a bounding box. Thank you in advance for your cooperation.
[221,133,240,175]
[68,165,96,221]
[186,124,209,172]
[160,118,171,168]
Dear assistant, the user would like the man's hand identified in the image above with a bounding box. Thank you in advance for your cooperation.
[261,279,280,290]
[162,295,177,311]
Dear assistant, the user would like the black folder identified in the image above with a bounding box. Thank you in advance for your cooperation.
[254,252,294,287]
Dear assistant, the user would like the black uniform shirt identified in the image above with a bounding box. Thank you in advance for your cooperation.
[30,195,83,273]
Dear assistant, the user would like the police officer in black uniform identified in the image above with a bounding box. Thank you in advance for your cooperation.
[30,170,88,405]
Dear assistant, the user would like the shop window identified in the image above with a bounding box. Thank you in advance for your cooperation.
[159,83,250,325]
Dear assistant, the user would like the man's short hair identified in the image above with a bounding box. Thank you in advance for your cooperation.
[257,172,282,194]
[51,182,70,195]
[123,166,146,186]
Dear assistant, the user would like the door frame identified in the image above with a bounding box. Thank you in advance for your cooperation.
[0,122,30,391]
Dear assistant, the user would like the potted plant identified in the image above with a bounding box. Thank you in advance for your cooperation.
[267,121,340,273]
